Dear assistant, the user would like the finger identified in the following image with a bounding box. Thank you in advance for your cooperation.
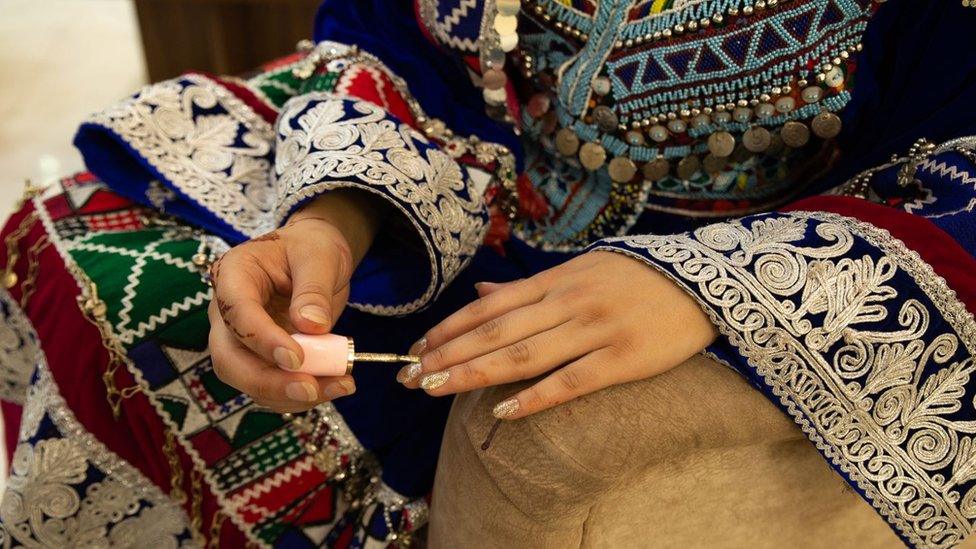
[251,375,357,413]
[209,314,334,405]
[286,237,351,334]
[415,318,607,396]
[474,279,522,298]
[419,277,546,354]
[405,300,569,388]
[490,347,618,420]
[251,400,319,414]
[212,252,304,371]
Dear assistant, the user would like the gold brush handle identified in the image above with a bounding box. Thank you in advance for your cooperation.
[352,352,421,364]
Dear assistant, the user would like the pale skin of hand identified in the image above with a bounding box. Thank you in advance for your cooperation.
[207,190,381,413]
[398,251,719,420]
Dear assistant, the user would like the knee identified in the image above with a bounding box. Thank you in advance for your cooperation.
[443,380,638,523]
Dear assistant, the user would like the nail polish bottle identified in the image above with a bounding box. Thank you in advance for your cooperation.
[290,333,420,376]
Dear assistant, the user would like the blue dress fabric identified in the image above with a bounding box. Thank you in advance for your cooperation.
[65,0,976,546]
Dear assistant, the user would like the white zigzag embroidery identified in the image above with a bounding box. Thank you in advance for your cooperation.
[230,455,315,512]
[440,0,478,32]
[921,158,976,187]
[67,230,211,345]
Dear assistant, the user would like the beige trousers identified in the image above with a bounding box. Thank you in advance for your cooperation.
[428,354,908,548]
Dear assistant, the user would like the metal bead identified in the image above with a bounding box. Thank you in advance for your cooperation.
[3,271,16,289]
[494,14,518,35]
[642,157,670,181]
[625,130,646,146]
[592,106,619,133]
[824,66,844,88]
[500,33,518,52]
[483,69,507,90]
[692,114,711,128]
[667,119,687,133]
[774,96,796,113]
[811,111,842,138]
[591,77,611,96]
[780,121,810,147]
[733,107,753,123]
[742,126,771,153]
[801,86,823,104]
[192,253,208,266]
[703,153,727,175]
[755,103,776,118]
[707,131,736,157]
[555,128,580,156]
[579,142,607,171]
[497,0,520,16]
[648,124,669,143]
[608,157,638,182]
[676,155,701,180]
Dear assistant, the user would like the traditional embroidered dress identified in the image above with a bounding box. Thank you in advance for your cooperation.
[1,1,975,547]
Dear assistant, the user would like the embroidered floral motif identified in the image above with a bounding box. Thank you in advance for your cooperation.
[0,290,194,548]
[0,293,39,404]
[274,95,489,313]
[82,74,277,239]
[593,212,976,548]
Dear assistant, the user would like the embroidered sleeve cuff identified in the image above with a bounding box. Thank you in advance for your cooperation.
[590,211,976,548]
[273,94,489,314]
[73,73,279,242]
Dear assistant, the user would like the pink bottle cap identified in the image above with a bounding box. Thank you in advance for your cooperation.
[291,333,354,376]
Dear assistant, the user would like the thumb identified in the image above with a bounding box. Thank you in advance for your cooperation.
[287,240,350,334]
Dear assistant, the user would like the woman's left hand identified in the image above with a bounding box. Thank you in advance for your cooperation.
[397,251,719,419]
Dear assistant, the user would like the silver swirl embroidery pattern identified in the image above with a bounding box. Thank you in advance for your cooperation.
[274,94,488,314]
[593,212,976,548]
[83,74,277,238]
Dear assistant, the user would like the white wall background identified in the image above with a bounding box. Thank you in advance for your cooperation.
[0,0,148,486]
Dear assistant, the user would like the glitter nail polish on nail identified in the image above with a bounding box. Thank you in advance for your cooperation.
[419,371,450,390]
[397,363,423,384]
[493,398,519,418]
[412,337,428,355]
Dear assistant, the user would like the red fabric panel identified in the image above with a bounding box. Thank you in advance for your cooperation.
[0,200,248,546]
[783,195,976,315]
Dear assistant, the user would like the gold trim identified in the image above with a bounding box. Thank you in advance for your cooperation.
[346,337,355,376]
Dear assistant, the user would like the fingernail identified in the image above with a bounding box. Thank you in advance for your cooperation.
[274,347,301,370]
[286,381,318,402]
[324,379,356,399]
[396,363,423,384]
[493,398,520,419]
[409,336,428,356]
[419,371,450,391]
[300,305,330,325]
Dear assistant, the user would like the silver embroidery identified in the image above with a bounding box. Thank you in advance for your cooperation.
[274,95,488,313]
[595,212,976,548]
[0,290,194,548]
[0,296,39,404]
[84,74,277,238]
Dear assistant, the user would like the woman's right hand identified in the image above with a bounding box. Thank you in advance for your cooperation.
[207,191,381,413]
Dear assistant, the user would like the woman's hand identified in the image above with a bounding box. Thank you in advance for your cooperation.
[208,190,381,413]
[398,251,719,419]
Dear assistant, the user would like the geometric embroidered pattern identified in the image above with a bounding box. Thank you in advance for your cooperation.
[0,290,196,548]
[25,177,429,547]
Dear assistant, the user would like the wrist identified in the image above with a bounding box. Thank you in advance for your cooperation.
[287,190,384,264]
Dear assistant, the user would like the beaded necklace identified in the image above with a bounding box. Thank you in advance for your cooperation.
[474,0,882,248]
